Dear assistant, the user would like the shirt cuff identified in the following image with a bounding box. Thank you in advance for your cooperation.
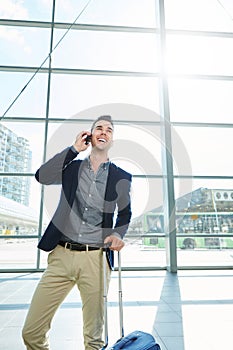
[112,231,122,239]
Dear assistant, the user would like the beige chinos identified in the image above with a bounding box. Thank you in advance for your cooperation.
[22,245,111,350]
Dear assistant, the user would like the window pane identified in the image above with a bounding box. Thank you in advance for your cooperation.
[0,174,40,211]
[121,241,166,268]
[0,72,48,118]
[169,79,233,123]
[165,0,233,32]
[0,176,41,269]
[124,177,165,268]
[0,122,45,172]
[55,0,156,28]
[0,27,50,66]
[2,0,233,272]
[53,30,158,73]
[0,0,53,21]
[0,122,43,240]
[167,35,233,75]
[175,177,233,215]
[49,75,159,118]
[174,179,233,267]
[111,127,162,176]
[172,126,233,176]
[177,236,233,267]
[0,238,39,269]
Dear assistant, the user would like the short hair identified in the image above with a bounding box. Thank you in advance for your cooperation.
[91,115,114,132]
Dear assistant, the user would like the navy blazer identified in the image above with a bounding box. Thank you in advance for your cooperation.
[35,147,132,269]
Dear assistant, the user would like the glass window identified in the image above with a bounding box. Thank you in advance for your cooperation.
[177,237,233,267]
[0,26,51,67]
[172,126,233,176]
[165,0,233,32]
[131,177,164,219]
[0,72,48,118]
[0,0,53,22]
[176,178,233,204]
[0,238,39,269]
[49,75,160,118]
[53,29,158,73]
[123,177,165,268]
[166,35,233,76]
[0,175,30,207]
[174,179,233,268]
[0,170,41,267]
[0,175,40,233]
[0,121,45,171]
[55,0,156,28]
[121,240,166,268]
[168,78,233,123]
[1,0,233,271]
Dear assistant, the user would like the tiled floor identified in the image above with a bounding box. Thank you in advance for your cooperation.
[0,269,233,350]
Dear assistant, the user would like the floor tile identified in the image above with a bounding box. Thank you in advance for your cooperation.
[1,270,233,350]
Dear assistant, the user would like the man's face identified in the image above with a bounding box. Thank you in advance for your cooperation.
[91,120,114,150]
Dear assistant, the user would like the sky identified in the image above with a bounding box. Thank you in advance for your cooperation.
[1,0,233,219]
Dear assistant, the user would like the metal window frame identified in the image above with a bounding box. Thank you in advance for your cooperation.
[1,0,233,272]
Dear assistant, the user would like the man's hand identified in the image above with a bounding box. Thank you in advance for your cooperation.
[104,235,125,251]
[73,131,92,153]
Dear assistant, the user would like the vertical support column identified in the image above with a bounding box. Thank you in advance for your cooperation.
[36,0,56,269]
[156,0,177,272]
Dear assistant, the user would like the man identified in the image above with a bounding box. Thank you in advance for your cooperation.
[22,115,132,350]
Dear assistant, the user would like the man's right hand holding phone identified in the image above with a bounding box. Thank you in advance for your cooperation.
[73,131,92,153]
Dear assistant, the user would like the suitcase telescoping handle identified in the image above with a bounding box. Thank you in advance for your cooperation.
[102,250,124,349]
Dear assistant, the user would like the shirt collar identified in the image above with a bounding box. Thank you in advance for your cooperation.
[86,156,110,171]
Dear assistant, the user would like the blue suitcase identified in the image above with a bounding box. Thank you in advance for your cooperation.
[107,330,161,349]
[101,251,161,350]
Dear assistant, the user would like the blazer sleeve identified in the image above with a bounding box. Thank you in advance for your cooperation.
[114,172,132,238]
[35,147,78,185]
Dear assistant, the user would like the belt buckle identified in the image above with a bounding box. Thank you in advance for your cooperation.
[65,242,71,250]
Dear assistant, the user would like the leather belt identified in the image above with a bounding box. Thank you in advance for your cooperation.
[58,241,100,251]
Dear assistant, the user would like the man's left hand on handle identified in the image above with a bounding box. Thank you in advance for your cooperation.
[104,235,125,251]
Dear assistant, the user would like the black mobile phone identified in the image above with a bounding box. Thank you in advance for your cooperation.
[85,135,92,145]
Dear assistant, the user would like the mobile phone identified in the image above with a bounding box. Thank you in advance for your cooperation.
[85,135,92,145]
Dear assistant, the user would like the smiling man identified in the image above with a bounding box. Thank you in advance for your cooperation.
[22,115,132,350]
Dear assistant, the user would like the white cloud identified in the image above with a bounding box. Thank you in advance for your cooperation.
[0,26,31,53]
[0,0,28,19]
[0,1,31,53]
